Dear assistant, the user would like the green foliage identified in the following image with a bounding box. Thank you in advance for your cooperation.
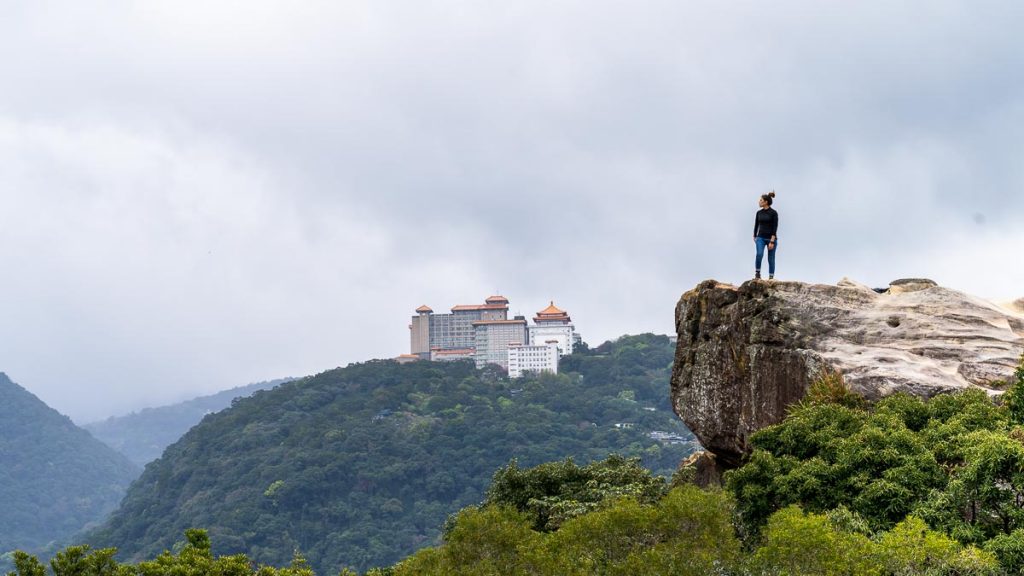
[434,506,538,576]
[804,368,866,409]
[873,516,998,575]
[484,455,666,530]
[727,387,1003,533]
[49,546,132,576]
[750,505,877,575]
[7,552,45,576]
[5,531,317,576]
[395,485,739,576]
[0,373,139,555]
[1000,359,1024,424]
[750,508,997,576]
[983,529,1024,573]
[727,402,946,533]
[82,334,693,574]
[916,429,1024,543]
[726,354,1024,573]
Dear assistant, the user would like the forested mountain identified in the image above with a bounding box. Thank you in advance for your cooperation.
[84,378,292,466]
[84,334,695,574]
[0,373,139,554]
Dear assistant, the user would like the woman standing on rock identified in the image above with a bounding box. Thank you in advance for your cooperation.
[754,191,778,279]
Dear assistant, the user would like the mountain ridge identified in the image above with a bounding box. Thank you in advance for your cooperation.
[82,334,694,574]
[83,378,293,466]
[0,372,139,554]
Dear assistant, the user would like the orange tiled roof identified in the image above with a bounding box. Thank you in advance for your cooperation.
[416,305,433,313]
[486,295,510,304]
[537,301,566,315]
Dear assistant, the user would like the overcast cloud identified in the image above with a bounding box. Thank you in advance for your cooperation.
[1,1,1023,421]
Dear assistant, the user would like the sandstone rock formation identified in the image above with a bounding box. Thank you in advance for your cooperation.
[671,278,1024,470]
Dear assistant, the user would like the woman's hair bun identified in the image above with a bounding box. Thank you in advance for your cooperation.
[768,191,776,198]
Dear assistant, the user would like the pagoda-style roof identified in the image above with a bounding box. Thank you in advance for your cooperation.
[538,301,565,315]
[415,305,433,313]
[534,301,571,323]
[485,295,510,304]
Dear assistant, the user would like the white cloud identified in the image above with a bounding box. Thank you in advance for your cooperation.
[0,117,392,418]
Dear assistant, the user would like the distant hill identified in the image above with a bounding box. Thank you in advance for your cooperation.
[84,379,292,466]
[0,373,139,554]
[84,334,695,574]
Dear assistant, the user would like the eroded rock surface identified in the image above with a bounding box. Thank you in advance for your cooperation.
[672,278,1024,468]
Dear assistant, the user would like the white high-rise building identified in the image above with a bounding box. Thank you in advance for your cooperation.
[508,341,559,378]
[527,302,576,356]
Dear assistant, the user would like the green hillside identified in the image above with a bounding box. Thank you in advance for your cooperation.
[16,358,1024,574]
[84,334,695,574]
[0,373,139,554]
[83,378,293,466]
[385,359,1024,575]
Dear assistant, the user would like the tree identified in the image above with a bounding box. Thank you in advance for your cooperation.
[485,455,666,531]
[6,552,45,576]
[874,516,997,575]
[750,506,876,576]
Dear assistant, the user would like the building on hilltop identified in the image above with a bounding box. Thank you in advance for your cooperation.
[410,296,510,360]
[505,301,581,376]
[408,296,581,372]
[528,301,578,356]
[508,341,559,378]
[474,317,528,369]
[409,306,433,357]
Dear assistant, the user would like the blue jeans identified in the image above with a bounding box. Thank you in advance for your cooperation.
[755,237,777,275]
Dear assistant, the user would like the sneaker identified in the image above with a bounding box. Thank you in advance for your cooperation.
[769,275,774,280]
[755,271,761,279]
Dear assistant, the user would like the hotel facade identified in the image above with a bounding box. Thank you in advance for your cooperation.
[408,296,579,373]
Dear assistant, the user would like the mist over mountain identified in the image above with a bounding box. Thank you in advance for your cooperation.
[84,378,293,466]
[0,373,139,554]
[83,334,694,574]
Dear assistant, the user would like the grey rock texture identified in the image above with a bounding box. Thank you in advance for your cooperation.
[671,278,1024,468]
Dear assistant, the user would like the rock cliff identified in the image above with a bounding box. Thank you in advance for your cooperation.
[671,278,1024,469]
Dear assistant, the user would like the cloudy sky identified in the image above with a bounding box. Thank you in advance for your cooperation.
[1,1,1023,422]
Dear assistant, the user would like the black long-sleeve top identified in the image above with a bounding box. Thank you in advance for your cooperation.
[754,208,778,239]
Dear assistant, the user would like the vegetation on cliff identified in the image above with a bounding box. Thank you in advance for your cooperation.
[81,334,693,574]
[0,373,139,555]
[726,359,1024,572]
